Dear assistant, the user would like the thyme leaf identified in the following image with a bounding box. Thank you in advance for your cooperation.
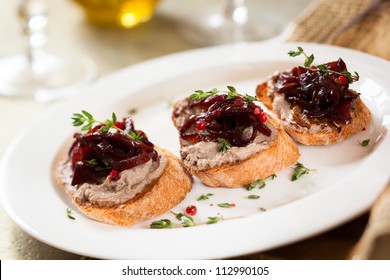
[66,207,76,220]
[227,85,237,93]
[84,158,98,165]
[217,203,235,208]
[207,216,221,224]
[197,193,214,201]
[226,86,239,99]
[268,174,277,180]
[317,64,329,71]
[217,138,232,153]
[182,216,195,227]
[171,211,185,221]
[244,94,257,102]
[150,219,173,229]
[129,130,143,141]
[359,139,370,147]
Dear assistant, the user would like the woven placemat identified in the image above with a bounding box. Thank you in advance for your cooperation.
[352,182,390,259]
[287,0,390,60]
[287,0,373,43]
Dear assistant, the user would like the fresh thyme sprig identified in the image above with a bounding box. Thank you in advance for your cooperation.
[150,219,173,229]
[247,179,266,191]
[288,46,359,83]
[291,162,313,181]
[171,212,195,227]
[71,110,143,140]
[189,88,218,101]
[189,86,257,103]
[246,174,276,191]
[288,46,314,67]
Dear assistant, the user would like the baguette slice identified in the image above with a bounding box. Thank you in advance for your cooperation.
[53,146,192,226]
[178,118,300,188]
[256,81,372,145]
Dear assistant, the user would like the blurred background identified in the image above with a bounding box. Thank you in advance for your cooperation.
[0,0,313,76]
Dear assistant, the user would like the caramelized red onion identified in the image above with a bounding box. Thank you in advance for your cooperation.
[69,117,157,186]
[275,58,359,126]
[176,94,271,147]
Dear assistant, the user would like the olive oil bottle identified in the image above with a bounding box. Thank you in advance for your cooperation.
[73,0,160,28]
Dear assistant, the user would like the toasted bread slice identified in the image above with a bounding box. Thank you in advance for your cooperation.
[177,117,300,188]
[53,147,192,226]
[256,81,372,145]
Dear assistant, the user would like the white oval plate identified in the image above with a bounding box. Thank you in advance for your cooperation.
[1,42,390,259]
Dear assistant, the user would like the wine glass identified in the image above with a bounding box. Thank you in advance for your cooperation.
[0,0,96,102]
[177,0,286,46]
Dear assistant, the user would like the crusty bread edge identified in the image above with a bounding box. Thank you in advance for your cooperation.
[187,120,300,188]
[53,146,193,227]
[256,82,372,145]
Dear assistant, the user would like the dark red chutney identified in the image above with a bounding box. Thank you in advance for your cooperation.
[174,93,272,147]
[68,117,157,186]
[274,58,359,127]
